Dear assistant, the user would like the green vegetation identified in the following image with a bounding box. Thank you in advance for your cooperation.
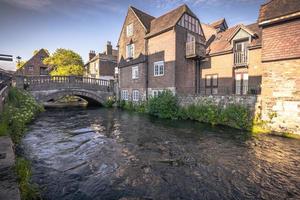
[43,48,84,76]
[0,88,44,143]
[148,91,179,119]
[15,158,41,200]
[0,88,43,199]
[16,60,26,69]
[104,97,116,108]
[118,90,252,131]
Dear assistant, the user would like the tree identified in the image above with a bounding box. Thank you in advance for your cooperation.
[16,61,26,69]
[43,48,84,76]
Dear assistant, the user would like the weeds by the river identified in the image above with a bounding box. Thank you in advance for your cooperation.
[0,88,44,143]
[15,157,41,200]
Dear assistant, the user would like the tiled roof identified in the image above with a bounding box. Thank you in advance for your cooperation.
[146,4,198,38]
[130,6,155,31]
[258,0,300,23]
[208,23,262,55]
[201,23,217,41]
[210,18,226,29]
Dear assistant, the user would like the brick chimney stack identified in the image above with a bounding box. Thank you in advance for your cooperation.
[89,50,96,60]
[106,41,112,55]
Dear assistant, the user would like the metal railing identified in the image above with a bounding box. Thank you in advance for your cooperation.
[186,41,205,58]
[234,50,248,66]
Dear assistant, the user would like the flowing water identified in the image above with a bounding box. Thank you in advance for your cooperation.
[20,108,300,200]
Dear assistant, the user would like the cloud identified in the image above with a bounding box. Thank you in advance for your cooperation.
[2,0,125,14]
[154,0,263,8]
[2,0,52,10]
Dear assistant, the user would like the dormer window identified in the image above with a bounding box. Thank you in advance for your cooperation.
[234,39,249,66]
[127,23,133,37]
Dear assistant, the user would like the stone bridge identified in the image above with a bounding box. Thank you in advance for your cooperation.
[15,76,115,105]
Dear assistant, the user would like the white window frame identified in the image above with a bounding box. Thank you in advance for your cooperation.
[154,61,164,77]
[126,43,134,59]
[126,23,133,37]
[152,90,164,97]
[121,90,129,100]
[132,66,139,79]
[132,90,139,101]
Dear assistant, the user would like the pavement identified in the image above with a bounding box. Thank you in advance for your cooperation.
[0,136,21,200]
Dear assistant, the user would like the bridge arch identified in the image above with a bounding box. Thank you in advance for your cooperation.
[33,89,112,106]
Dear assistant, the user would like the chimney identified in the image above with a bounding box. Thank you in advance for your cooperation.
[89,50,96,60]
[106,41,112,55]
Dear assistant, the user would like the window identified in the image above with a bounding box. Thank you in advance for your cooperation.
[121,90,129,100]
[234,40,248,65]
[205,74,218,95]
[152,90,164,97]
[126,44,134,58]
[178,14,203,36]
[235,73,248,95]
[132,66,138,79]
[132,90,139,101]
[28,66,34,71]
[127,23,133,37]
[154,61,164,76]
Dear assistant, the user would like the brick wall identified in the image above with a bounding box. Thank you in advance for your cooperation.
[148,30,176,90]
[262,19,300,61]
[16,50,49,76]
[118,8,147,61]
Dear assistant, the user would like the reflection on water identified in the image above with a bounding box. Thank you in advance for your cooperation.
[21,108,300,200]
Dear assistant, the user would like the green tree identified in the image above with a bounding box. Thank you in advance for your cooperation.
[43,48,84,76]
[16,61,26,69]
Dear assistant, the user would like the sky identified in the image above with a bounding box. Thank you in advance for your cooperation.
[0,0,266,71]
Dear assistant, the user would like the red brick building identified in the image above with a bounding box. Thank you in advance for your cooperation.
[118,5,206,101]
[15,49,50,76]
[84,41,118,80]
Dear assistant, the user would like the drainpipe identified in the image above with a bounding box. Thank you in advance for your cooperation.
[145,39,149,101]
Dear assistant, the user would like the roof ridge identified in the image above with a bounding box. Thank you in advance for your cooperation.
[129,6,155,19]
[151,4,187,22]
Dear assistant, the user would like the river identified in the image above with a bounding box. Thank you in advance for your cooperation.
[20,108,300,200]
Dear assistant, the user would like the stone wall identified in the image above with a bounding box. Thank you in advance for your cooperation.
[261,58,300,135]
[178,94,261,114]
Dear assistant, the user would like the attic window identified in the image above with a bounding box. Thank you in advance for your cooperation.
[127,23,133,37]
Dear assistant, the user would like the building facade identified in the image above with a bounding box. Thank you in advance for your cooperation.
[118,5,206,101]
[15,49,50,76]
[201,21,263,95]
[258,0,300,134]
[84,41,118,80]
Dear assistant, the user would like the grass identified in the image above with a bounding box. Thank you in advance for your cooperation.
[15,158,41,200]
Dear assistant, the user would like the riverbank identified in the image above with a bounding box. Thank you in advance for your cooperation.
[0,88,43,200]
[118,91,300,139]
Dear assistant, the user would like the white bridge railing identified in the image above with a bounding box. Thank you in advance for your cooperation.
[15,76,114,92]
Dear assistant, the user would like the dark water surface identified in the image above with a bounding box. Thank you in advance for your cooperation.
[21,108,300,200]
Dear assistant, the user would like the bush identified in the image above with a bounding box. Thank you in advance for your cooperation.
[104,97,115,108]
[148,90,178,119]
[118,100,148,113]
[178,103,252,130]
[220,104,252,130]
[0,88,44,143]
